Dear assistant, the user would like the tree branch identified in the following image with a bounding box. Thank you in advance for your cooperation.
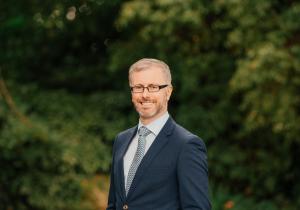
[0,69,31,127]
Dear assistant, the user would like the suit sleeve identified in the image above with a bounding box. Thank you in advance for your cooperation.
[106,136,118,210]
[177,136,211,210]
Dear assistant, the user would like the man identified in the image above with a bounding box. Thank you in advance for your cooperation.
[107,58,211,210]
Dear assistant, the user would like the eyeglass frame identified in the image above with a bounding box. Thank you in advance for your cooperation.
[130,84,169,93]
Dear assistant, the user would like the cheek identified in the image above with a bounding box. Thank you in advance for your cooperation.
[132,97,137,103]
[162,92,170,102]
[132,94,140,103]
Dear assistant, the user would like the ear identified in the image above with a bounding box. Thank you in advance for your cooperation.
[166,86,173,101]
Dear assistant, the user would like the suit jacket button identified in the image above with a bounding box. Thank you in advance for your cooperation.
[123,204,128,210]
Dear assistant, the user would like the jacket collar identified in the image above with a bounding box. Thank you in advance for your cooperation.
[116,116,176,201]
[126,116,175,199]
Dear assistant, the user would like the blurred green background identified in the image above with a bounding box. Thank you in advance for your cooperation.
[1,0,300,209]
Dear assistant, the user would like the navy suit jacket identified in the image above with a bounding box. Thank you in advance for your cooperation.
[107,117,211,210]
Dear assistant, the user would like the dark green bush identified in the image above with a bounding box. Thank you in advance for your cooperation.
[1,0,299,209]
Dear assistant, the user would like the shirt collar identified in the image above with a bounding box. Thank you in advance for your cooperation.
[138,112,170,136]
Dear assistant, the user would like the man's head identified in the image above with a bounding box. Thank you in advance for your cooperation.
[129,58,173,125]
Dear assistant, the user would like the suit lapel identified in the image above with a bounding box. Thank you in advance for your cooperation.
[126,117,175,199]
[115,126,137,201]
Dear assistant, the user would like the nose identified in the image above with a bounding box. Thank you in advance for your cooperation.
[142,87,150,98]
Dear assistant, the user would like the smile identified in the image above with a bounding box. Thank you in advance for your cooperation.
[140,101,153,106]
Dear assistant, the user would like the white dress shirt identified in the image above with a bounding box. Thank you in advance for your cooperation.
[123,112,170,185]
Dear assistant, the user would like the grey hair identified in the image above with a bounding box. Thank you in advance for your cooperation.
[128,58,172,85]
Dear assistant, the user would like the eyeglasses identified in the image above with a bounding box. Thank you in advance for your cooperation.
[130,84,168,93]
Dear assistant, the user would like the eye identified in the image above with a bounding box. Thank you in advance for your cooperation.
[149,84,159,88]
[148,85,159,91]
[135,85,143,89]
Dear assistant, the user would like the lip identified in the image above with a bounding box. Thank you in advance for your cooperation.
[140,101,153,107]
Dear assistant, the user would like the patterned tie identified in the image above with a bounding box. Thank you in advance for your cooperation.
[125,126,151,195]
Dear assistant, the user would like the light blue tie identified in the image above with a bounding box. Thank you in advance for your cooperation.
[125,126,151,195]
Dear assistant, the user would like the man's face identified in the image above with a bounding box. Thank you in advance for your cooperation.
[130,67,173,125]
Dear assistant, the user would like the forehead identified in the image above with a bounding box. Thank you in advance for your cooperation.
[130,67,167,85]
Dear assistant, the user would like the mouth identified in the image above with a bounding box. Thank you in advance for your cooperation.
[139,101,153,106]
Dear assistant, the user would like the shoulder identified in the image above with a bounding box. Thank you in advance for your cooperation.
[173,123,211,209]
[173,123,209,172]
[113,125,136,148]
[173,122,205,143]
[172,122,207,152]
[117,126,136,139]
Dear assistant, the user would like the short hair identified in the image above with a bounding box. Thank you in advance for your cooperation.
[129,58,172,85]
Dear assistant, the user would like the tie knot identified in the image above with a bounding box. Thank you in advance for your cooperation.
[138,126,151,137]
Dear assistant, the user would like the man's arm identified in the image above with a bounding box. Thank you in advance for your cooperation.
[177,136,211,210]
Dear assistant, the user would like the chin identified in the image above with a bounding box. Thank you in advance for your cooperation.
[139,113,154,118]
[139,112,156,119]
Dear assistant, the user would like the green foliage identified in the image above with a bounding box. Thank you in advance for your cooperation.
[0,106,84,210]
[1,0,300,209]
[211,186,283,210]
[0,0,124,209]
[0,82,134,209]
